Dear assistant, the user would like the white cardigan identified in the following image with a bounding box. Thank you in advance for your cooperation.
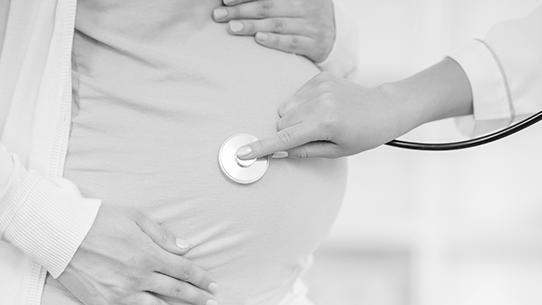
[0,0,101,304]
[0,0,358,304]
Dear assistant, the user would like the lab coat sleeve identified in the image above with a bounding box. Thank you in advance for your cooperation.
[0,144,101,278]
[449,5,542,137]
[316,0,359,79]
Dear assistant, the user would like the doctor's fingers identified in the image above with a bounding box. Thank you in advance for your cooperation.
[213,1,300,22]
[275,108,349,159]
[237,122,320,160]
[276,101,316,131]
[278,72,338,117]
[141,273,217,305]
[284,141,342,159]
[277,99,340,142]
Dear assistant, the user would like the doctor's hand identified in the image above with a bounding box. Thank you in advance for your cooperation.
[236,72,408,159]
[237,59,474,159]
[57,204,219,305]
[212,0,336,63]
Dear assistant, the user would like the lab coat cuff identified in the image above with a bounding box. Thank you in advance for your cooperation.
[449,40,513,137]
[0,170,101,278]
[316,0,359,79]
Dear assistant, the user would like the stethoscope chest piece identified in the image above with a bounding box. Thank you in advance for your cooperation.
[219,133,269,184]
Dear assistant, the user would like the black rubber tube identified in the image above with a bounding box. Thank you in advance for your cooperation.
[385,109,542,151]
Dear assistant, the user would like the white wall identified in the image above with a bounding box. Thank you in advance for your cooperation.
[318,1,542,304]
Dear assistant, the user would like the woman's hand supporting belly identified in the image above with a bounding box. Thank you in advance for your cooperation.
[211,0,335,63]
[56,204,219,305]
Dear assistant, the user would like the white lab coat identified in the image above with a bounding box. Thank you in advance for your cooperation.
[450,5,542,136]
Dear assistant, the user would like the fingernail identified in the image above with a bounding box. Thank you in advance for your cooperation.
[223,0,235,5]
[272,151,289,159]
[236,146,252,158]
[208,282,220,294]
[213,8,227,20]
[206,300,218,305]
[229,20,243,32]
[176,238,190,249]
[256,32,268,41]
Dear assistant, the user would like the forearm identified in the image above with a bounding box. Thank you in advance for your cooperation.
[379,57,474,136]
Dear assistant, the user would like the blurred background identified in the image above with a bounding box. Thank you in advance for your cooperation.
[302,0,542,304]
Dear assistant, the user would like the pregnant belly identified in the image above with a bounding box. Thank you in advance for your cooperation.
[65,19,347,305]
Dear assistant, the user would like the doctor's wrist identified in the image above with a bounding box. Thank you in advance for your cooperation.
[376,82,425,140]
[380,58,474,132]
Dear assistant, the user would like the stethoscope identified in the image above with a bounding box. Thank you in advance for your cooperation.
[219,109,542,184]
[218,133,269,184]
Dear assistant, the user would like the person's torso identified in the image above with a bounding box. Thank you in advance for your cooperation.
[53,1,347,304]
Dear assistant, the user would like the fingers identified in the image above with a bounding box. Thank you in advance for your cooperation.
[224,18,306,36]
[237,129,342,160]
[135,212,191,255]
[279,72,333,117]
[142,274,217,305]
[212,1,299,22]
[222,0,254,5]
[219,17,318,60]
[134,212,219,299]
[286,141,341,159]
[235,73,339,159]
[236,123,317,159]
[156,253,219,295]
[236,73,344,159]
[254,33,317,59]
[213,0,335,63]
[131,293,171,305]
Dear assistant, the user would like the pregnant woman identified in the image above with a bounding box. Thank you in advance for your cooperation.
[0,0,357,304]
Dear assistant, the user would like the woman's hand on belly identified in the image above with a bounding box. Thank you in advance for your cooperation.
[57,204,219,305]
[212,0,335,63]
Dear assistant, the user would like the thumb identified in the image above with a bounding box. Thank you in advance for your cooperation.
[286,141,340,159]
[236,124,316,160]
[135,212,191,255]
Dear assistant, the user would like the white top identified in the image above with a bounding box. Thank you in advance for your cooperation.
[450,5,542,136]
[0,0,358,304]
[44,0,348,304]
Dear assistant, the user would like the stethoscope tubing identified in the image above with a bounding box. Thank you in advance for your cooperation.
[385,109,542,151]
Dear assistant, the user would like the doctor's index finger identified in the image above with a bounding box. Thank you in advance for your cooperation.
[236,124,317,160]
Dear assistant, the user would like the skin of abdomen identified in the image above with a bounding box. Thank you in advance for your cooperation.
[64,1,347,304]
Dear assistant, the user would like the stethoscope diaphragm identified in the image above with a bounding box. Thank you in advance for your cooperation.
[218,133,269,184]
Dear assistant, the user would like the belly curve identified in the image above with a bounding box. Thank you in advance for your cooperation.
[65,4,347,304]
